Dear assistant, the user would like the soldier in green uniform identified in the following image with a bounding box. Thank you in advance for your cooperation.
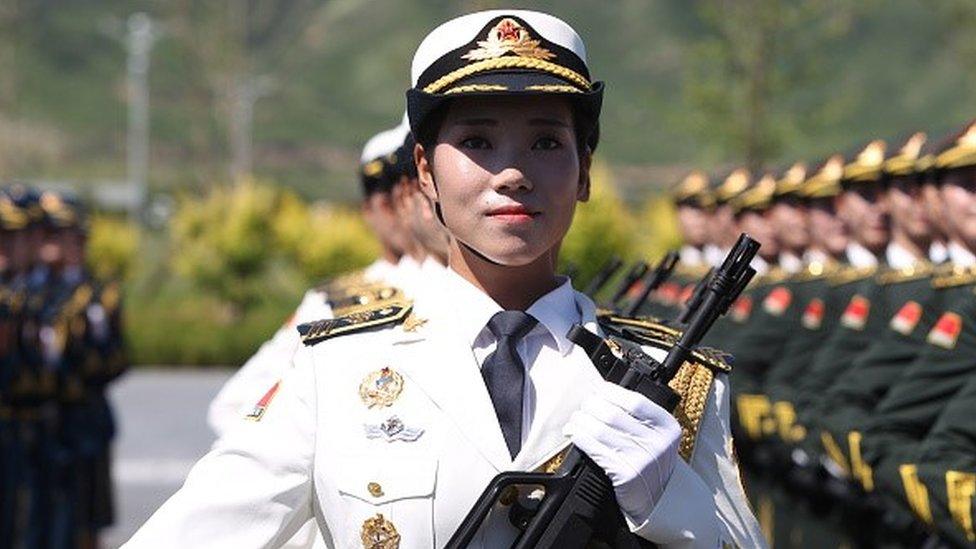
[695,169,751,348]
[911,374,976,547]
[791,141,896,452]
[757,156,859,549]
[816,131,943,479]
[857,120,976,545]
[649,171,714,320]
[770,163,810,275]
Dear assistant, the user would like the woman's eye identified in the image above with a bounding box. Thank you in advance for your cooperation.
[460,137,491,150]
[532,137,562,151]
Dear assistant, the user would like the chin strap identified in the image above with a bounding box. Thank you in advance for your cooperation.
[429,172,505,267]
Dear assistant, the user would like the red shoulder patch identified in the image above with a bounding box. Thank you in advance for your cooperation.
[801,298,825,330]
[840,295,871,330]
[763,286,793,317]
[889,301,922,336]
[927,312,963,350]
[731,295,753,323]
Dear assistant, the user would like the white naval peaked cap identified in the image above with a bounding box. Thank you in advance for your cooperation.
[409,10,587,88]
[405,9,604,150]
[360,123,411,165]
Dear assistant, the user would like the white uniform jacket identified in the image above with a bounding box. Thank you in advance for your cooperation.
[207,259,404,438]
[126,279,764,548]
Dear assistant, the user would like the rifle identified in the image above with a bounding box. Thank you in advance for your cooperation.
[624,251,679,317]
[608,261,649,310]
[583,257,624,297]
[446,234,760,549]
[676,267,714,325]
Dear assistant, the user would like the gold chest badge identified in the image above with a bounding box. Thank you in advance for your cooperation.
[360,513,400,549]
[359,367,404,408]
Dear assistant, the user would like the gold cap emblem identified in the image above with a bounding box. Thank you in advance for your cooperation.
[462,18,556,62]
[360,513,400,549]
[359,367,405,408]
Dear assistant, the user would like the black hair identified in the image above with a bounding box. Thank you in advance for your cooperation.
[414,97,594,160]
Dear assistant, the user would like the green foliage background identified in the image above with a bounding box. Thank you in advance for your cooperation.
[94,181,380,365]
[2,1,975,199]
[7,0,976,364]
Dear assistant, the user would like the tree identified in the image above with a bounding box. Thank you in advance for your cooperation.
[682,0,865,171]
[164,0,322,180]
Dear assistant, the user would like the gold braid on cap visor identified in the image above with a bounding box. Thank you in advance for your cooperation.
[422,56,591,95]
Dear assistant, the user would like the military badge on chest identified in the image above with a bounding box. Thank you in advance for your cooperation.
[360,513,400,549]
[359,367,425,443]
[360,367,404,408]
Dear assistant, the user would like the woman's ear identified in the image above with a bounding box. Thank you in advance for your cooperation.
[415,143,439,203]
[577,147,592,202]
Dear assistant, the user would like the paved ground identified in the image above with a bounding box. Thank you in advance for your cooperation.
[101,367,234,548]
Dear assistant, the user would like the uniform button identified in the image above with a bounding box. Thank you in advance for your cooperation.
[368,482,384,498]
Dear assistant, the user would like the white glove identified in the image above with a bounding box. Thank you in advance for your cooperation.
[564,381,681,525]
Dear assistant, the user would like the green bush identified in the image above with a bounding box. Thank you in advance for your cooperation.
[295,204,380,282]
[86,214,140,281]
[170,179,285,316]
[125,277,298,366]
[559,161,638,287]
[636,195,683,261]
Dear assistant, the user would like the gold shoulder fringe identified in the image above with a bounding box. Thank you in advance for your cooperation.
[669,361,714,462]
[597,314,732,373]
[315,269,367,295]
[793,261,840,282]
[876,262,934,286]
[828,265,878,287]
[932,265,976,289]
[330,286,405,316]
[298,300,412,347]
[673,262,711,280]
[753,267,791,287]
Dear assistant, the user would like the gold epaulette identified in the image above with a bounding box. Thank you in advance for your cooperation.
[63,284,94,319]
[298,300,412,347]
[100,282,121,312]
[673,262,710,280]
[931,265,976,289]
[597,314,732,374]
[876,262,935,286]
[329,286,404,316]
[828,265,878,287]
[753,267,791,287]
[793,261,839,282]
[315,269,367,295]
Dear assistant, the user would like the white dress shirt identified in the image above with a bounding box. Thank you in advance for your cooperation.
[679,245,705,267]
[929,241,949,264]
[779,251,804,274]
[948,240,976,267]
[846,242,880,268]
[704,244,727,268]
[441,269,580,445]
[885,241,925,269]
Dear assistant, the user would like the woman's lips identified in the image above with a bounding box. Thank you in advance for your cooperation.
[486,205,539,223]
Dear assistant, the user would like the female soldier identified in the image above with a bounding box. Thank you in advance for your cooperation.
[125,10,763,548]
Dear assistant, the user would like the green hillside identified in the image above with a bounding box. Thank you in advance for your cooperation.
[1,0,974,203]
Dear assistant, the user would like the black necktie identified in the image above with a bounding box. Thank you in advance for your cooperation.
[482,310,538,460]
